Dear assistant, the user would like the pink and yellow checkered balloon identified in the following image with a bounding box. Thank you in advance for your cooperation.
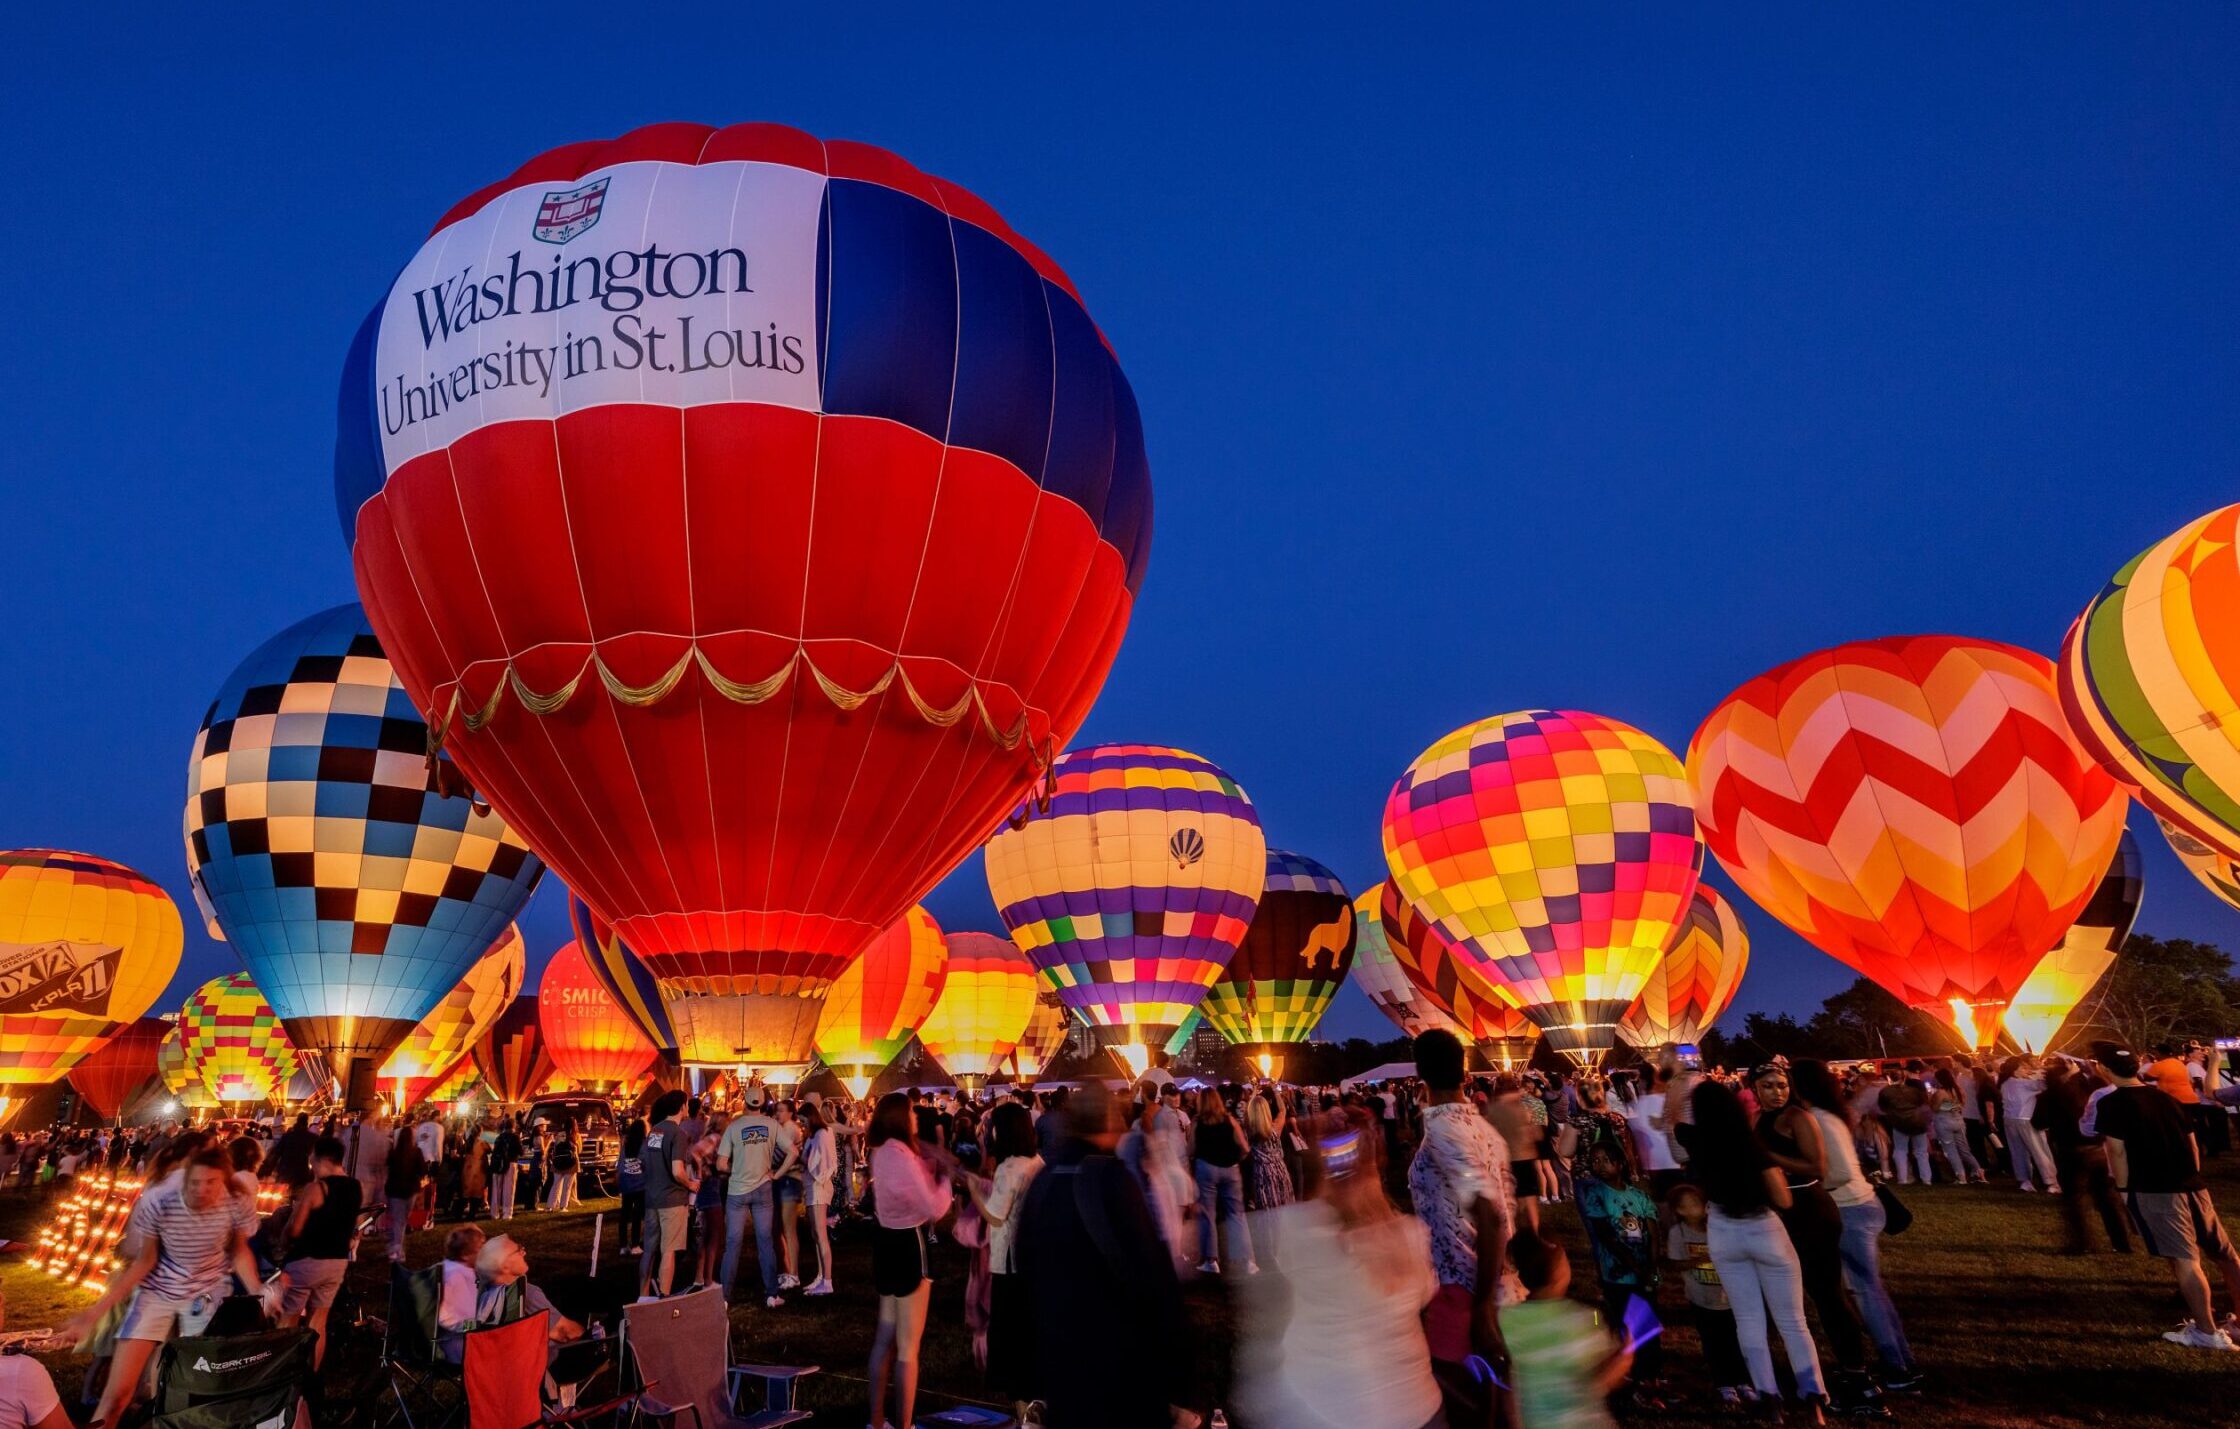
[178,972,299,1103]
[1382,710,1702,1064]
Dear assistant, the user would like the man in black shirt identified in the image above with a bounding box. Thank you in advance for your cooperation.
[2096,1048,2240,1349]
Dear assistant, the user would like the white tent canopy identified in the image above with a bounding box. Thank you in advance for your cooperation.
[1341,1062,1415,1088]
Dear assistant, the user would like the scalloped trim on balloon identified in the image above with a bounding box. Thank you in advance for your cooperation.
[422,641,1056,772]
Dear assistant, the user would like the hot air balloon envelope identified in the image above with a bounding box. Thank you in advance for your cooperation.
[1201,851,1356,1048]
[0,851,182,1086]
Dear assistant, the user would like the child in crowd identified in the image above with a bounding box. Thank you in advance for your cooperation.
[1666,1184,1753,1408]
[1504,1229,1632,1429]
[1578,1141,1666,1408]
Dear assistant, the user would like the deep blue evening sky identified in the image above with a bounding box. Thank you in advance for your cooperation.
[6,7,2237,1044]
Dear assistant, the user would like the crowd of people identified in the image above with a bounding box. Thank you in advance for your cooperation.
[6,1033,2240,1428]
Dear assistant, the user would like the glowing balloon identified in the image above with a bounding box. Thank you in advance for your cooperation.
[2004,830,2145,1053]
[1383,711,1701,1063]
[814,905,949,1075]
[2060,504,2240,860]
[0,851,183,1086]
[68,1018,169,1122]
[156,1025,217,1110]
[540,939,659,1089]
[186,604,544,1096]
[1376,882,1541,1069]
[1201,851,1356,1049]
[1690,635,2129,1047]
[472,996,556,1106]
[2158,817,2240,913]
[1163,1009,1204,1060]
[340,124,1150,1072]
[1009,991,1072,1079]
[565,894,676,1052]
[984,744,1266,1055]
[1349,888,1465,1040]
[915,932,1037,1082]
[423,1061,481,1104]
[1619,886,1751,1050]
[379,922,526,1094]
[178,973,299,1103]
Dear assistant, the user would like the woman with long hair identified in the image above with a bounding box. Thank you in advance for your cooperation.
[964,1101,1043,1422]
[1929,1068,1988,1184]
[772,1099,804,1291]
[1792,1060,1918,1390]
[1998,1056,2061,1193]
[799,1100,837,1294]
[1751,1063,1879,1414]
[1242,1090,1295,1212]
[1193,1088,1255,1275]
[692,1111,729,1292]
[867,1091,955,1429]
[1691,1078,1827,1415]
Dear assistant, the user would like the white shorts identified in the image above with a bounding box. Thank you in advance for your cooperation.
[120,1287,222,1343]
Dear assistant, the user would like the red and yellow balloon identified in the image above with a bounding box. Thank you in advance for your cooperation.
[540,939,658,1089]
[0,851,183,1086]
[916,932,1038,1085]
[1618,886,1750,1050]
[814,905,949,1090]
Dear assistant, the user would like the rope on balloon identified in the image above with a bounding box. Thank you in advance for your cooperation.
[422,642,1056,789]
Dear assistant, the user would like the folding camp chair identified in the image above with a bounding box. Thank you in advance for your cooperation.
[619,1288,814,1429]
[379,1262,463,1429]
[461,1313,638,1429]
[152,1326,317,1429]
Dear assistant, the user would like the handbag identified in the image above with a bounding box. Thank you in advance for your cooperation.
[1874,1180,1913,1235]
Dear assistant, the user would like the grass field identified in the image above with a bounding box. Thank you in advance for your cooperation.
[6,1155,2240,1427]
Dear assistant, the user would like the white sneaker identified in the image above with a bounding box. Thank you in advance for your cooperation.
[1197,1260,1220,1275]
[625,1245,642,1256]
[778,1274,800,1290]
[764,1294,785,1310]
[2163,1325,2237,1350]
[805,1278,833,1296]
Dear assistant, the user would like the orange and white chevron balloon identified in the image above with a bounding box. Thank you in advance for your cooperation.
[1619,885,1750,1049]
[1687,635,2128,1047]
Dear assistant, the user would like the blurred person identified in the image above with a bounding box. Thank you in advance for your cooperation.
[1193,1087,1254,1275]
[1793,1059,1918,1390]
[1407,1029,1515,1422]
[1876,1062,1934,1185]
[1579,1141,1666,1407]
[277,1135,360,1368]
[1691,1079,1827,1413]
[1666,1183,1752,1408]
[963,1101,1043,1420]
[2040,1058,2130,1254]
[383,1125,428,1262]
[1754,1062,1880,1413]
[1558,1078,1635,1203]
[866,1091,956,1429]
[1519,1073,1559,1202]
[2095,1048,2240,1349]
[1017,1081,1193,1429]
[543,1120,580,1212]
[1999,1057,2061,1192]
[615,1118,646,1253]
[270,1113,317,1189]
[489,1115,523,1220]
[1504,1227,1630,1429]
[1626,1061,1686,1199]
[61,1149,264,1429]
[1236,1118,1441,1429]
[1928,1068,1988,1184]
[692,1112,731,1292]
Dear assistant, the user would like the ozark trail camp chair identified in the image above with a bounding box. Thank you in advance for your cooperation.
[153,1325,316,1429]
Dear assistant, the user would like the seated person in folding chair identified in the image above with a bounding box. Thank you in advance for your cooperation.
[473,1235,603,1405]
[0,1287,71,1429]
[60,1148,269,1429]
[435,1225,489,1364]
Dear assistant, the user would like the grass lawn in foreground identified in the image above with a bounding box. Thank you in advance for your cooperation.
[4,1155,2238,1427]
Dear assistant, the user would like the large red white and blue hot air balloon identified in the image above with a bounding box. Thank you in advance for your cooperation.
[337,124,1150,1071]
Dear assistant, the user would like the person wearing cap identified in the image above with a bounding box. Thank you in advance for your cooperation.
[2094,1047,2240,1350]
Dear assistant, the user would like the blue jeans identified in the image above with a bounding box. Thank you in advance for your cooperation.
[721,1185,779,1298]
[1194,1161,1251,1268]
[1836,1198,1913,1372]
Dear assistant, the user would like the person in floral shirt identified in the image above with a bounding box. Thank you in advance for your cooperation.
[1406,1030,1519,1384]
[1563,1077,1637,1199]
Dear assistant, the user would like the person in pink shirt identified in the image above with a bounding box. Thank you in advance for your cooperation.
[866,1092,956,1429]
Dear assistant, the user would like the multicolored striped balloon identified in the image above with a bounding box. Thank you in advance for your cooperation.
[1200,851,1356,1048]
[814,905,949,1074]
[1619,886,1750,1050]
[156,1024,217,1110]
[185,604,544,1091]
[2158,817,2240,913]
[1690,635,2129,1047]
[1377,882,1542,1068]
[1009,991,1073,1079]
[2004,829,2144,1053]
[984,744,1267,1046]
[472,996,555,1106]
[378,922,525,1093]
[2060,504,2240,860]
[422,1060,481,1105]
[0,851,183,1086]
[915,932,1038,1082]
[1383,711,1701,1063]
[565,894,676,1053]
[540,939,658,1089]
[1349,888,1465,1040]
[178,973,299,1103]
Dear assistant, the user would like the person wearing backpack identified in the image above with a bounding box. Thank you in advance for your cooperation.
[1877,1064,1935,1185]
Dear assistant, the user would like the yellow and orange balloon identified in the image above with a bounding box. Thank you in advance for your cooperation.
[379,922,524,1101]
[916,932,1038,1083]
[1689,635,2128,1048]
[2002,830,2144,1053]
[815,905,950,1079]
[0,851,183,1086]
[1619,886,1750,1050]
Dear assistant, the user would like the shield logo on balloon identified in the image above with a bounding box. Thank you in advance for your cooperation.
[534,177,609,244]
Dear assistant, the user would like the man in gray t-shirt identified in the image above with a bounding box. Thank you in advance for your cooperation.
[717,1098,795,1304]
[638,1091,695,1297]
